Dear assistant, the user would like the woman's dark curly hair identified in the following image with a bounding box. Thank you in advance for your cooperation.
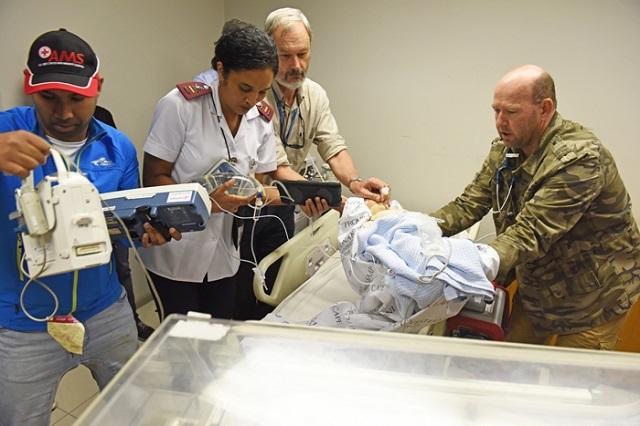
[211,25,278,77]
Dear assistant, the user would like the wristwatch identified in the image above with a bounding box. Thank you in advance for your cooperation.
[347,177,363,192]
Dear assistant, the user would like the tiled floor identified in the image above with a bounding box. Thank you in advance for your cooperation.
[50,300,160,425]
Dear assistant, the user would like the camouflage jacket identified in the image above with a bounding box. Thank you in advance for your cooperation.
[431,113,640,335]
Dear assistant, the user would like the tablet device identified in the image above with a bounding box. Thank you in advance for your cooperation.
[275,180,342,207]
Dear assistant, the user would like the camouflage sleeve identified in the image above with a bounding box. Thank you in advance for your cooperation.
[430,146,498,236]
[489,149,604,282]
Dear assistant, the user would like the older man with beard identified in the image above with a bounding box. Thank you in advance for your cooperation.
[223,8,389,320]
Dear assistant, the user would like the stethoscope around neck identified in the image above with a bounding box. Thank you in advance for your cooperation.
[491,149,519,215]
[210,91,237,165]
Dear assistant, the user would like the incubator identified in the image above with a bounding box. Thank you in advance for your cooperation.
[75,314,640,425]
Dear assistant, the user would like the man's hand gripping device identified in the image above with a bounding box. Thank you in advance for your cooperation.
[12,149,112,277]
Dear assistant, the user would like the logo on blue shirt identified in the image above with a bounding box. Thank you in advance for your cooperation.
[91,157,113,167]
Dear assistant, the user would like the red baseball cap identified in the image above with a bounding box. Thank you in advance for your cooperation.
[24,28,100,97]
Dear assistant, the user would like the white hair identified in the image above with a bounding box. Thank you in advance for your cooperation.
[265,7,313,41]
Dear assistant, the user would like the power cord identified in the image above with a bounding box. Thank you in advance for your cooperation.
[400,239,451,333]
[99,198,166,322]
[19,235,59,322]
[17,148,72,322]
[209,194,337,293]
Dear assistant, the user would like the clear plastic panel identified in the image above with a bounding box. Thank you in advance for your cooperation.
[76,315,640,426]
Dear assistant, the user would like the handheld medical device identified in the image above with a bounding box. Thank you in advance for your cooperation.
[12,149,112,278]
[193,159,264,198]
[100,183,212,242]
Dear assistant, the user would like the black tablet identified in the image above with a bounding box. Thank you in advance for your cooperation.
[275,180,342,207]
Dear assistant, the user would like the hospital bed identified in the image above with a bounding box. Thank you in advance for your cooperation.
[253,209,483,334]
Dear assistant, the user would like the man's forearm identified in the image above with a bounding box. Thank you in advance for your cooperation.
[326,150,359,187]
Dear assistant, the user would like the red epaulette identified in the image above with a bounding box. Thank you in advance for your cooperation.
[176,81,212,100]
[256,101,274,122]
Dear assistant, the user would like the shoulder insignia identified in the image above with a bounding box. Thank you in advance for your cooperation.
[176,81,212,100]
[256,101,274,122]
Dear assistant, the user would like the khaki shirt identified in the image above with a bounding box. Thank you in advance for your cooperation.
[266,78,348,173]
[431,113,640,335]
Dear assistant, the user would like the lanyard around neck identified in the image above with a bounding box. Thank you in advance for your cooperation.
[271,87,298,146]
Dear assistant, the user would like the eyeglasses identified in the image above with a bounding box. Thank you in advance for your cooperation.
[272,88,306,149]
[281,112,306,149]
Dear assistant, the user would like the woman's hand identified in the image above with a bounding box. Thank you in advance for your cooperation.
[140,223,183,247]
[209,178,256,213]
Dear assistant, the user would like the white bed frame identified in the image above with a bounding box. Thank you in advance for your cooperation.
[253,209,481,330]
[252,209,341,308]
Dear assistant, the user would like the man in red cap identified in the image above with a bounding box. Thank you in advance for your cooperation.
[0,29,176,424]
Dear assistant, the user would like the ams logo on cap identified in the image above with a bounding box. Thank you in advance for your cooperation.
[38,45,85,65]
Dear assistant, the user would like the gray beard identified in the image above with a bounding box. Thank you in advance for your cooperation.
[276,74,305,90]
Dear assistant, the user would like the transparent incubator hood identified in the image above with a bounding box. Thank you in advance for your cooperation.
[75,314,640,426]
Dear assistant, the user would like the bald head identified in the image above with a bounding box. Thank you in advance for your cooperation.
[492,65,557,157]
[497,65,557,109]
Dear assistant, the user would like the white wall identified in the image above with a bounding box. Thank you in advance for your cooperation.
[226,0,640,239]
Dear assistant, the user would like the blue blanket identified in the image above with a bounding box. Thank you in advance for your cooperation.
[354,212,495,315]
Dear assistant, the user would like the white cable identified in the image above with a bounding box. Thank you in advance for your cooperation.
[17,149,71,322]
[208,195,291,241]
[400,239,452,333]
[19,236,59,322]
[347,252,383,286]
[270,180,297,205]
[490,179,514,215]
[345,230,452,333]
[306,155,325,182]
[475,232,497,243]
[209,194,338,293]
[100,198,166,323]
[207,196,284,281]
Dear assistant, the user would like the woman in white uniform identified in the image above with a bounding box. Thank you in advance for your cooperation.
[140,26,279,319]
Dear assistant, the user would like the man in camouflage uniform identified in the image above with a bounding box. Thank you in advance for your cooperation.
[431,64,640,349]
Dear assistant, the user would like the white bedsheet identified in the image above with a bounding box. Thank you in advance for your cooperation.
[271,255,356,323]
